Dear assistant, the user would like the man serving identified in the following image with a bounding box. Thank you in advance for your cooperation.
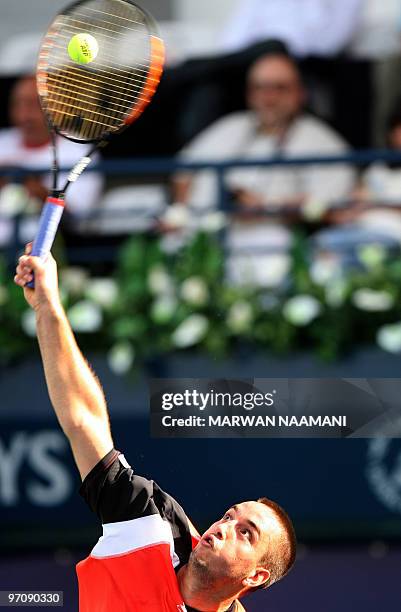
[14,246,296,611]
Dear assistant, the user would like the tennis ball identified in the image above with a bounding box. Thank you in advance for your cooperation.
[68,33,99,64]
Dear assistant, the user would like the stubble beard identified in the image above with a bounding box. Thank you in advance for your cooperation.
[188,549,216,588]
[188,548,247,591]
[186,549,252,605]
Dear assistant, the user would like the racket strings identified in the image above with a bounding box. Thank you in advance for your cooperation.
[47,69,143,137]
[48,107,113,128]
[80,0,154,134]
[52,35,153,76]
[38,0,164,141]
[42,62,149,98]
[84,4,152,26]
[42,77,149,113]
[45,81,149,125]
[67,11,151,37]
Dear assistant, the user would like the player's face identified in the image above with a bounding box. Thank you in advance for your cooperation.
[9,77,48,146]
[191,501,275,590]
[247,56,305,130]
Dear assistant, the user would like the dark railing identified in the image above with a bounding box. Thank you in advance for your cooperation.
[2,149,401,263]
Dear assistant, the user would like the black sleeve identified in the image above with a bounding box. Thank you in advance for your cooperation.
[79,449,192,564]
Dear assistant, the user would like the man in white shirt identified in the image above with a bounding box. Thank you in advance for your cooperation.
[172,52,355,286]
[174,52,355,211]
[0,75,103,247]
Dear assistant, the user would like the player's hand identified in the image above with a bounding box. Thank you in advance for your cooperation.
[14,243,61,312]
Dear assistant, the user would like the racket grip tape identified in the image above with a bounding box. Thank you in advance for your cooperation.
[26,196,65,289]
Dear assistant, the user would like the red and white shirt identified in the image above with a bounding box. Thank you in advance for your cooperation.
[77,449,198,612]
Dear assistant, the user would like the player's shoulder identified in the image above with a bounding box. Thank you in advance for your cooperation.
[81,449,193,565]
[80,449,190,526]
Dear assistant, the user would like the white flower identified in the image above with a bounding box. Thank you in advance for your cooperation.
[325,278,348,308]
[160,233,189,255]
[199,212,227,233]
[162,203,190,229]
[151,295,177,324]
[377,323,401,353]
[357,244,386,269]
[60,268,89,295]
[231,254,289,289]
[67,300,102,332]
[0,286,8,306]
[352,289,394,312]
[283,295,321,326]
[85,278,118,309]
[302,198,329,222]
[172,314,209,348]
[147,264,174,295]
[180,277,209,306]
[107,342,135,375]
[259,254,290,288]
[310,257,341,286]
[21,309,36,337]
[227,301,253,333]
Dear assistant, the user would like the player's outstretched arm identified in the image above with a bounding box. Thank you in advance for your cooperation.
[14,244,113,480]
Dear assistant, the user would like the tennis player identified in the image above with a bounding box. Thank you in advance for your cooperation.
[15,245,296,612]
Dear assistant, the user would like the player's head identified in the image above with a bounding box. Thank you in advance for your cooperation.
[189,497,296,598]
[9,75,48,147]
[246,52,305,131]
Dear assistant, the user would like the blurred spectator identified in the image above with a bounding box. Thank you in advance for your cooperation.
[171,52,355,287]
[221,0,363,57]
[173,52,355,213]
[314,106,401,264]
[363,108,401,203]
[0,75,103,247]
[331,107,401,241]
[170,39,292,148]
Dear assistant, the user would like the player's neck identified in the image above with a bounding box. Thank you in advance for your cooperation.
[177,564,238,611]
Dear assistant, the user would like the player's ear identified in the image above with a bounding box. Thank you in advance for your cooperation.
[242,567,270,589]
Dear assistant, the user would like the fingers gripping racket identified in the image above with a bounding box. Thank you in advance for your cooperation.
[28,0,164,287]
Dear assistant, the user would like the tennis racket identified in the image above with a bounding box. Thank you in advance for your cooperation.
[27,0,164,287]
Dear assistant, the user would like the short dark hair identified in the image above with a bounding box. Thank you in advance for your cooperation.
[249,49,300,74]
[254,497,297,589]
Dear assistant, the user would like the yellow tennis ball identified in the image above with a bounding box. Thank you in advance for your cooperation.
[68,33,99,64]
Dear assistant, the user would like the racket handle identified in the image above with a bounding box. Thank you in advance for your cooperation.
[26,196,65,288]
